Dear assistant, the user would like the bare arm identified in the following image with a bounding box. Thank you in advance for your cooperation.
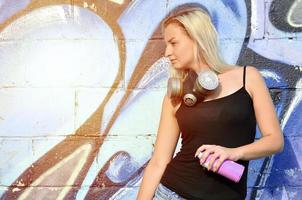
[234,66,284,160]
[136,95,180,200]
[195,66,284,172]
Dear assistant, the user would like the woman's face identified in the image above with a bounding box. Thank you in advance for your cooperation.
[164,23,196,70]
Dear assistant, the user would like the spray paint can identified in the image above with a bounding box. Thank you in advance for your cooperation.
[197,152,245,182]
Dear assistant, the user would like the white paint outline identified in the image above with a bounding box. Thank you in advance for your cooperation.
[18,143,92,200]
[287,0,302,28]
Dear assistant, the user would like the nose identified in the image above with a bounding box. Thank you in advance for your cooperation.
[165,45,172,58]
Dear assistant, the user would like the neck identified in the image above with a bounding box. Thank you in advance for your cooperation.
[191,61,211,73]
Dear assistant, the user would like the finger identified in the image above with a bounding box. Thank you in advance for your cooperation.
[195,145,211,158]
[208,153,220,171]
[195,144,216,158]
[199,147,216,165]
[213,156,227,172]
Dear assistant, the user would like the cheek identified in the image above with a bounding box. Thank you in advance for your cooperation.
[182,46,194,61]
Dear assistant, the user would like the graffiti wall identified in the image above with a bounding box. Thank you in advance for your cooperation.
[0,0,301,199]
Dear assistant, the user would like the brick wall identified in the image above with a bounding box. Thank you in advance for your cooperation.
[0,0,301,199]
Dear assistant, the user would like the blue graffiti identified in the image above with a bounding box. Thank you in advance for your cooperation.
[0,0,301,199]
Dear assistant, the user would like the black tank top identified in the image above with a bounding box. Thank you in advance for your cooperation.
[160,66,256,200]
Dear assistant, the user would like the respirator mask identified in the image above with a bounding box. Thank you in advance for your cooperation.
[167,69,219,106]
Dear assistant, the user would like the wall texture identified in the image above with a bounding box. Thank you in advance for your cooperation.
[0,0,301,199]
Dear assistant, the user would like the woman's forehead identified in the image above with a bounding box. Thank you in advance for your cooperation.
[164,23,186,40]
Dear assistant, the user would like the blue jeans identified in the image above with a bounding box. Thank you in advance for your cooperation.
[153,183,187,200]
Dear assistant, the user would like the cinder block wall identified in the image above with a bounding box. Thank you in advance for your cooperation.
[0,1,301,199]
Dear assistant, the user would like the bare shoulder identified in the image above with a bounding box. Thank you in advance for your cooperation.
[228,65,260,76]
[245,65,262,76]
[244,65,264,83]
[221,65,245,84]
[162,94,181,116]
[244,65,266,99]
[224,65,264,98]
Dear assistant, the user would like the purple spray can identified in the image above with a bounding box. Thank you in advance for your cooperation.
[197,152,245,183]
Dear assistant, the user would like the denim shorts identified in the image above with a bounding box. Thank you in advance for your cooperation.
[153,183,187,200]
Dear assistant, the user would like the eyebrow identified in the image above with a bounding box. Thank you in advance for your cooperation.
[167,37,176,43]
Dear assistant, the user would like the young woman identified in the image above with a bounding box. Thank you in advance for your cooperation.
[137,6,284,200]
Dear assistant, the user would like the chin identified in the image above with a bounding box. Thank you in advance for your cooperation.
[172,63,185,70]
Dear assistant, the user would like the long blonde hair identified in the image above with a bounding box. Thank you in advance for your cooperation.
[162,6,235,80]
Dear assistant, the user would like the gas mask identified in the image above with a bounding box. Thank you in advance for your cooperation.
[167,70,219,106]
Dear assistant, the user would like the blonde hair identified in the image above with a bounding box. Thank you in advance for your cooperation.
[162,6,235,80]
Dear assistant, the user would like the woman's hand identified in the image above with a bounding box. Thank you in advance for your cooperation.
[194,145,242,172]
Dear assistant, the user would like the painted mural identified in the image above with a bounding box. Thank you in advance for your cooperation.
[0,0,301,199]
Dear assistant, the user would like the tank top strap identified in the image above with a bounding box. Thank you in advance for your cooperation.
[243,65,247,88]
